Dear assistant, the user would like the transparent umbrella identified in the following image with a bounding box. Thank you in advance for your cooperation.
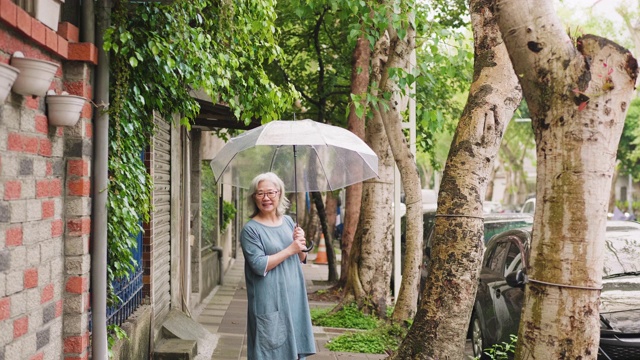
[211,119,379,250]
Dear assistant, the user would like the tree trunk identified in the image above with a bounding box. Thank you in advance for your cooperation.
[369,9,423,322]
[340,100,395,317]
[325,191,339,246]
[392,0,522,357]
[338,34,370,289]
[311,192,338,282]
[495,1,639,358]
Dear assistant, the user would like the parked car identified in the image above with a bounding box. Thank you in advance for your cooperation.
[419,213,534,300]
[520,197,535,214]
[471,221,640,359]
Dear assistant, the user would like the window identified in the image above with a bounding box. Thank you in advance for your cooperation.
[503,243,522,276]
[486,242,509,272]
[13,0,35,14]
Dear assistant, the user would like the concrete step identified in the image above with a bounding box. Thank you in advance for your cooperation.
[153,338,197,360]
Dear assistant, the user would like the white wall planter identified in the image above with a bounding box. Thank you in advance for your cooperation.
[34,0,65,31]
[46,94,86,127]
[0,63,20,104]
[10,55,59,96]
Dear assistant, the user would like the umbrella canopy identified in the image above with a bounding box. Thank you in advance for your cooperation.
[211,119,378,193]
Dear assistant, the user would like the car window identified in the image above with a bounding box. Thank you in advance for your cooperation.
[484,220,532,242]
[503,243,522,276]
[486,242,509,272]
[602,227,640,276]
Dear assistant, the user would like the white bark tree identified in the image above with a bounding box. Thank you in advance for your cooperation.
[495,0,639,357]
[368,1,424,321]
[391,0,522,356]
[341,99,395,315]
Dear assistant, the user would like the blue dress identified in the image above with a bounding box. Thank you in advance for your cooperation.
[241,215,316,360]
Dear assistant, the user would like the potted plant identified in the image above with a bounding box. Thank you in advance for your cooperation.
[10,52,59,96]
[46,91,86,127]
[0,63,20,104]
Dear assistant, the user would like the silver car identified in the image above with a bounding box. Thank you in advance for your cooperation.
[471,221,640,359]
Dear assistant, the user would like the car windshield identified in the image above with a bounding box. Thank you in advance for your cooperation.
[603,224,640,277]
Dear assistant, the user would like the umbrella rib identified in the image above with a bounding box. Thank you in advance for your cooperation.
[269,145,283,172]
[312,146,334,192]
[214,151,240,184]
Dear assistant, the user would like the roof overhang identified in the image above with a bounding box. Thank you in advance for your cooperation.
[190,89,261,131]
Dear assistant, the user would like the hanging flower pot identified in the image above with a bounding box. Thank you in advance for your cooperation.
[0,63,20,104]
[10,52,59,96]
[46,93,86,127]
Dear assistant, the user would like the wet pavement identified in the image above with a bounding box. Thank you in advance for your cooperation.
[194,252,472,359]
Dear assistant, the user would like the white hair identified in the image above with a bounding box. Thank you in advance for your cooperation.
[247,172,290,217]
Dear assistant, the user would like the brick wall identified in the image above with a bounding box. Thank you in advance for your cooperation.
[1,2,97,359]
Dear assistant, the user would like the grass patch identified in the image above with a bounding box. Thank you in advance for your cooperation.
[310,303,379,330]
[326,323,407,354]
[310,303,407,354]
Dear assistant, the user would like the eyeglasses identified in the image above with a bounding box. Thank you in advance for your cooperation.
[254,190,279,199]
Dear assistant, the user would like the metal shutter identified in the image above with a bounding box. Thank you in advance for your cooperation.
[152,115,172,320]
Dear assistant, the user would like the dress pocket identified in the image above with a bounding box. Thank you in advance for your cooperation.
[256,310,286,350]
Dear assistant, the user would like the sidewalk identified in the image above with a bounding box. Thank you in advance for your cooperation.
[195,252,386,360]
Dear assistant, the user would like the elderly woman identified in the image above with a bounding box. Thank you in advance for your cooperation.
[240,172,316,360]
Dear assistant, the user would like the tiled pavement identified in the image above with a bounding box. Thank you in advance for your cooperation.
[195,253,387,360]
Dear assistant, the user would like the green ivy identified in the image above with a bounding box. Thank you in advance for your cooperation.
[101,0,295,349]
[221,200,237,232]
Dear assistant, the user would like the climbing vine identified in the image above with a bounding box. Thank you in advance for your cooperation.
[101,0,295,324]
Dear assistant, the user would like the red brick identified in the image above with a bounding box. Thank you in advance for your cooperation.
[58,36,68,58]
[7,133,22,151]
[65,353,89,360]
[35,114,49,134]
[85,122,93,139]
[55,299,63,317]
[13,316,28,339]
[67,218,91,236]
[50,178,61,196]
[64,81,89,98]
[36,180,50,198]
[15,6,30,36]
[64,332,89,353]
[26,96,40,110]
[45,28,58,53]
[29,353,44,360]
[6,226,23,247]
[23,136,39,154]
[0,0,17,27]
[81,102,92,119]
[46,162,53,176]
[4,180,21,200]
[68,43,98,65]
[67,179,90,196]
[0,297,10,321]
[56,127,63,137]
[39,138,52,156]
[57,22,79,43]
[41,284,54,303]
[42,200,55,218]
[65,276,88,294]
[68,159,89,176]
[51,219,63,237]
[24,268,38,289]
[31,18,46,47]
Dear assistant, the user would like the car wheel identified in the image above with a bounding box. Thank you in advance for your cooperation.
[471,311,488,360]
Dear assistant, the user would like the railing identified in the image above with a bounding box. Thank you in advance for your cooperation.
[107,227,145,326]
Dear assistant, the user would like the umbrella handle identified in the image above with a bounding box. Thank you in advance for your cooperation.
[302,241,314,253]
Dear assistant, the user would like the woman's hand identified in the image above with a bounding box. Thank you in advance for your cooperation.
[291,226,306,253]
[293,226,308,262]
